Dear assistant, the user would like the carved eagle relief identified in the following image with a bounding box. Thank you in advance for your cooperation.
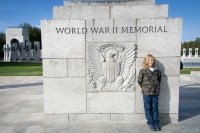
[87,44,136,92]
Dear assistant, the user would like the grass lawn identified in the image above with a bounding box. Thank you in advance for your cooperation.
[0,62,42,76]
[180,68,200,74]
[0,62,199,76]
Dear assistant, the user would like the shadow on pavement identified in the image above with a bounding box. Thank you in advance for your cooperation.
[179,83,200,122]
[0,82,43,89]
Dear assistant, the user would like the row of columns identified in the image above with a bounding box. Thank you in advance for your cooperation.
[182,48,199,57]
[2,41,41,62]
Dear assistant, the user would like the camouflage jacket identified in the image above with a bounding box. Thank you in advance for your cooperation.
[137,68,161,95]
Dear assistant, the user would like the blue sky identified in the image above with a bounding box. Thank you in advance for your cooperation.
[0,0,199,42]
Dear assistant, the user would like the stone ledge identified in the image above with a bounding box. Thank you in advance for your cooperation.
[53,5,168,20]
[179,74,190,81]
[69,114,110,123]
[45,114,69,122]
[64,0,155,6]
[190,71,200,83]
[44,113,178,123]
[111,113,178,123]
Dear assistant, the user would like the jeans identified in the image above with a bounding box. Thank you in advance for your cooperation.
[143,94,159,127]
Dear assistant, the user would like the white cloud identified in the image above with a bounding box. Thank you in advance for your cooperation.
[35,25,41,28]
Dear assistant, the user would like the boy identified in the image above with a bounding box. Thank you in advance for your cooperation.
[138,54,161,131]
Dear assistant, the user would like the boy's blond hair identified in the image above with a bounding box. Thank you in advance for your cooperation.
[142,54,156,69]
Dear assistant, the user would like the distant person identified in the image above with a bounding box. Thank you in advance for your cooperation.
[180,61,183,70]
[138,54,162,131]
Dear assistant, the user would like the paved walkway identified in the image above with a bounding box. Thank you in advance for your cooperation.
[0,76,200,133]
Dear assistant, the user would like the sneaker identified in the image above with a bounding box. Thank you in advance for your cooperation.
[148,125,155,131]
[155,127,160,131]
[155,125,160,131]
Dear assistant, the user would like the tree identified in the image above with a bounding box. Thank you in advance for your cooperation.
[0,32,6,58]
[29,26,41,48]
[196,37,200,42]
[17,23,32,30]
[17,23,41,48]
[181,39,200,55]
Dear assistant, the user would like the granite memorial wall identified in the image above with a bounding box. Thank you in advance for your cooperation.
[41,0,182,123]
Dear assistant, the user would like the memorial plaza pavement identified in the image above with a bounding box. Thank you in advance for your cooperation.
[0,75,199,133]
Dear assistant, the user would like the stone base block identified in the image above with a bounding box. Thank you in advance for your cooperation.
[69,114,110,123]
[87,92,135,113]
[43,59,68,77]
[43,78,86,114]
[111,113,178,123]
[111,114,146,123]
[45,114,69,122]
[45,113,178,123]
[190,71,200,83]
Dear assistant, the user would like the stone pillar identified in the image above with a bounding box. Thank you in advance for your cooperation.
[195,48,198,57]
[14,43,18,60]
[3,44,6,61]
[30,49,34,61]
[25,42,31,62]
[34,41,41,62]
[6,44,11,62]
[17,43,23,62]
[188,48,192,57]
[182,48,186,58]
[11,43,16,62]
[20,42,26,62]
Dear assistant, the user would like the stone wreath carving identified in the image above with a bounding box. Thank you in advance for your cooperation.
[87,44,136,92]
